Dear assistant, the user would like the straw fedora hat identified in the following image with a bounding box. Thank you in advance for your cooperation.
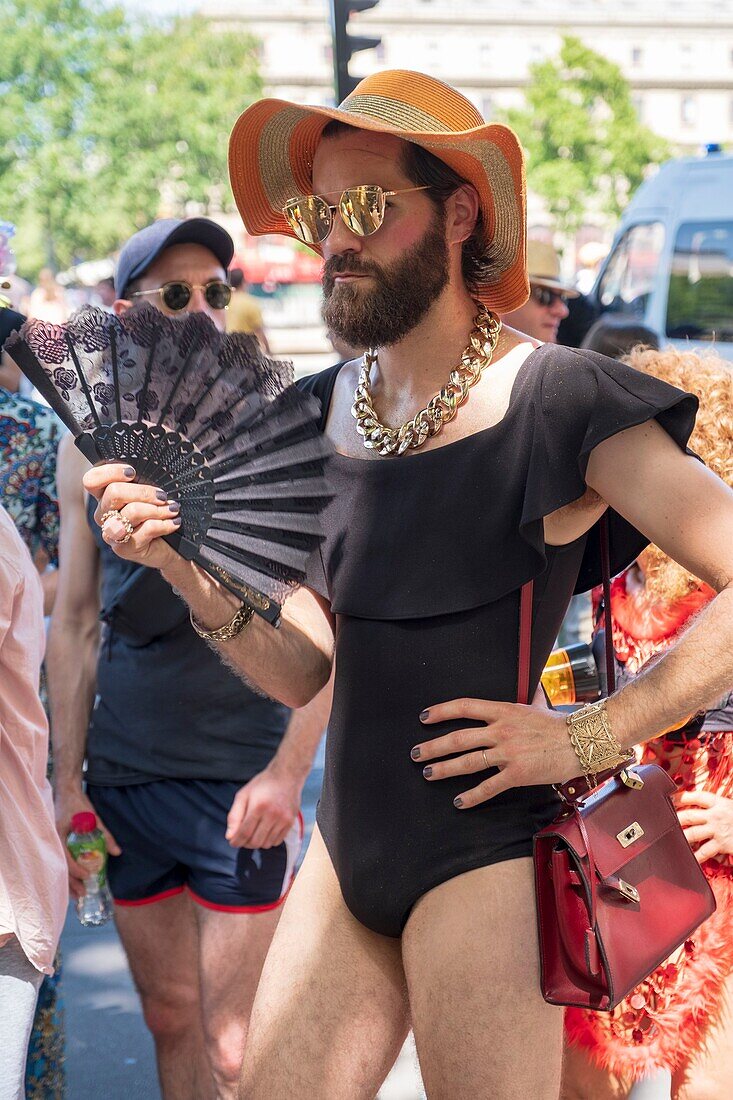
[526,239,579,297]
[228,70,529,314]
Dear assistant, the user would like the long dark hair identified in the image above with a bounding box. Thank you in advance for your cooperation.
[321,121,491,293]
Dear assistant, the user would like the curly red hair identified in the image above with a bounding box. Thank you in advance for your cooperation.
[624,347,733,602]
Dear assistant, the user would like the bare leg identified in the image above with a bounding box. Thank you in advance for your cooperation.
[561,1041,630,1100]
[194,903,282,1099]
[114,893,214,1100]
[239,827,410,1099]
[402,857,563,1099]
[673,970,733,1100]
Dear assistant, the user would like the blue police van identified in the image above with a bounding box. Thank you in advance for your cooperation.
[593,147,733,361]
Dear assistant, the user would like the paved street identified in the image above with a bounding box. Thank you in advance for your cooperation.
[60,744,425,1098]
[63,908,424,1098]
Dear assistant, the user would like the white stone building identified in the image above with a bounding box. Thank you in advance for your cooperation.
[201,0,733,151]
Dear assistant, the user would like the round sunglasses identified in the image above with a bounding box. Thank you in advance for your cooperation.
[282,185,431,245]
[130,279,232,312]
[532,285,570,308]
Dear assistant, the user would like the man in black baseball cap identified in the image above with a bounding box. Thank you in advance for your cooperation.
[49,216,329,1097]
[114,216,235,327]
[115,216,234,296]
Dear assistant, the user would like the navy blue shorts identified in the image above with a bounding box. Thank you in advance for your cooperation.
[87,779,302,912]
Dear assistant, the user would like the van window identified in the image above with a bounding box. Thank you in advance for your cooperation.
[598,222,664,318]
[666,221,733,341]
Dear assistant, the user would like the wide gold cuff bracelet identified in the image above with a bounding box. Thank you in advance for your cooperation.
[566,698,634,780]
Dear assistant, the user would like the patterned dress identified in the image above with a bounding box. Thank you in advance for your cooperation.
[565,569,733,1081]
[0,387,65,1097]
[0,387,60,564]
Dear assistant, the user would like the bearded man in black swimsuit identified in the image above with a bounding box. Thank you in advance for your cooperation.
[82,73,733,1099]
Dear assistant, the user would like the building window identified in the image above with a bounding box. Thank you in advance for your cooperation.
[680,96,697,126]
[375,41,386,62]
[482,96,493,120]
[632,94,644,121]
[631,47,642,66]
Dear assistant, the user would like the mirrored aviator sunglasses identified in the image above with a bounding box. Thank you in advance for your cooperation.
[131,280,232,312]
[282,185,430,245]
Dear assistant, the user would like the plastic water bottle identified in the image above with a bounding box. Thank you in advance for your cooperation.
[67,811,114,926]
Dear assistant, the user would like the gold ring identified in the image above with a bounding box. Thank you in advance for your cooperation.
[481,748,490,770]
[101,508,134,545]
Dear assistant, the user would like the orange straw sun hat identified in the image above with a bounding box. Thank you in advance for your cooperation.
[228,70,529,314]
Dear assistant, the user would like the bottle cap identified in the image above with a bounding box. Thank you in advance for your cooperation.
[70,812,97,833]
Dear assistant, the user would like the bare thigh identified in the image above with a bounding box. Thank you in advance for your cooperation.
[114,891,201,1020]
[239,827,410,1100]
[402,856,563,1100]
[194,902,281,1080]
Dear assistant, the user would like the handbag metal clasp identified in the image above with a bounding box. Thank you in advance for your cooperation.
[617,821,645,848]
[616,878,640,903]
[620,768,644,790]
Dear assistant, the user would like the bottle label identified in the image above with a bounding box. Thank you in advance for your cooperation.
[76,849,105,877]
[67,836,108,888]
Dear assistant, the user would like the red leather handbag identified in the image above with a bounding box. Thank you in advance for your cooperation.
[526,519,716,1011]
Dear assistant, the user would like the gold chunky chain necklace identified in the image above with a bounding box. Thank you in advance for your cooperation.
[350,305,502,456]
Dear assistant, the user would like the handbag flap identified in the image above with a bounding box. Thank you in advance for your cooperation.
[575,764,680,879]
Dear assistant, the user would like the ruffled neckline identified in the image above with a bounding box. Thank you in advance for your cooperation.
[329,344,545,465]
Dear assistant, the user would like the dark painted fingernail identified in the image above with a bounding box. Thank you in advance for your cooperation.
[172,515,182,526]
[168,501,180,513]
[454,796,463,809]
[419,709,430,721]
[156,489,167,501]
[123,466,135,478]
[410,746,421,760]
[423,766,432,778]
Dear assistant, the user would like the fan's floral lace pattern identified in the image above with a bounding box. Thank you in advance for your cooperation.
[6,302,332,617]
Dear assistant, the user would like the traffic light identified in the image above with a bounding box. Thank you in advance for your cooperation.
[329,0,381,103]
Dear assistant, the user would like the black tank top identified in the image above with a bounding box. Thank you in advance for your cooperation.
[297,345,698,937]
[85,497,290,786]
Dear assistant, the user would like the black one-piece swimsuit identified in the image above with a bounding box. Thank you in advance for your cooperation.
[298,344,697,938]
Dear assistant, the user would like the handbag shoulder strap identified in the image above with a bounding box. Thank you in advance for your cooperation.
[517,513,615,704]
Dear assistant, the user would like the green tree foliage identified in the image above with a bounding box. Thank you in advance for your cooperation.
[0,1,262,275]
[505,36,669,233]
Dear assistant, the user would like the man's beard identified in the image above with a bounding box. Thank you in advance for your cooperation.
[321,209,450,350]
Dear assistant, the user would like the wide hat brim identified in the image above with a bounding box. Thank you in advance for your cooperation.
[228,70,529,314]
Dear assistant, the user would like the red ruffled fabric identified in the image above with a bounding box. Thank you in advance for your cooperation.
[568,570,733,1079]
[594,573,714,675]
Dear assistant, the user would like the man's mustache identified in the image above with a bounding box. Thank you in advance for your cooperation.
[323,256,383,281]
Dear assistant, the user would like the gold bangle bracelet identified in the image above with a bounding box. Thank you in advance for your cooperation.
[565,698,634,780]
[190,603,254,642]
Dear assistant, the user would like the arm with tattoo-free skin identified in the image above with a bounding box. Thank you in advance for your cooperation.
[47,438,121,898]
[226,676,333,850]
[415,419,733,807]
[82,464,335,709]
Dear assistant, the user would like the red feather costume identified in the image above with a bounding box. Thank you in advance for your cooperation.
[565,569,733,1079]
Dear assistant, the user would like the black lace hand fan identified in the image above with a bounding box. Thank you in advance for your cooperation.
[6,303,332,625]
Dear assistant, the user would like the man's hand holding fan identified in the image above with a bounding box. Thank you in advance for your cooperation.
[6,304,333,627]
